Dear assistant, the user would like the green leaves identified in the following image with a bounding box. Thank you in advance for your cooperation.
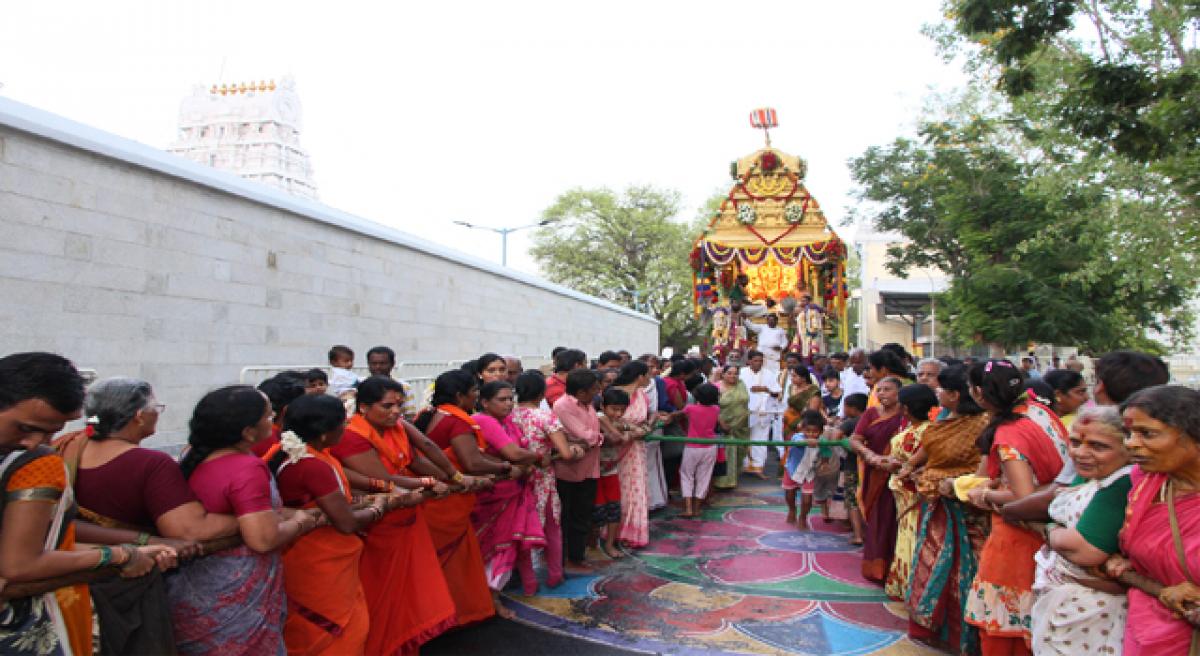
[529,186,705,350]
[850,103,1197,352]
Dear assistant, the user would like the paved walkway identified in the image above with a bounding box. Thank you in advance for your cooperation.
[498,476,941,656]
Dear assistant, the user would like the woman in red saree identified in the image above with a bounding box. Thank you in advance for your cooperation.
[266,393,426,656]
[471,381,545,599]
[332,376,466,654]
[850,376,907,582]
[414,370,512,623]
[963,360,1063,656]
[1107,385,1200,656]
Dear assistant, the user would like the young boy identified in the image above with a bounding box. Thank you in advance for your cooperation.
[832,393,868,544]
[784,410,837,528]
[304,368,329,395]
[821,369,844,418]
[594,387,631,559]
[327,345,359,397]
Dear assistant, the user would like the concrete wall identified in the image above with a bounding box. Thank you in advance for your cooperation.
[0,98,659,448]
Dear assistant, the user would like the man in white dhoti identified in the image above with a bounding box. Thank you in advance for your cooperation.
[745,313,788,372]
[740,349,782,476]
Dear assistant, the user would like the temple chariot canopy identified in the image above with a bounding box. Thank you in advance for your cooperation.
[691,109,851,359]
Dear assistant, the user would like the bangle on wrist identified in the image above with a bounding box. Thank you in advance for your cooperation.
[451,471,465,483]
[94,545,113,569]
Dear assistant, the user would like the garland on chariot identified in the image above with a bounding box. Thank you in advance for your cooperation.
[691,109,851,362]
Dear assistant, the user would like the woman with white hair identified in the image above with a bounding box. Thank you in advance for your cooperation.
[1030,405,1132,654]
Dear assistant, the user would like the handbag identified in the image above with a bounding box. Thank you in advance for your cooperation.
[1167,482,1200,656]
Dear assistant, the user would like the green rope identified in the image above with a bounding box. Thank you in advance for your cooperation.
[644,435,848,448]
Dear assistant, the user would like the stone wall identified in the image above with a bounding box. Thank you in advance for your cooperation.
[0,98,659,448]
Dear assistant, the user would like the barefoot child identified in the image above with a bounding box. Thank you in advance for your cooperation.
[832,393,868,544]
[671,383,721,518]
[782,410,837,528]
[594,388,630,559]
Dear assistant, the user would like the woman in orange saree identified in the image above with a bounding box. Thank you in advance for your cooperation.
[266,394,427,656]
[414,370,513,623]
[0,352,172,656]
[331,377,463,654]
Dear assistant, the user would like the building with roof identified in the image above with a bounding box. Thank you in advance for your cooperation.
[856,223,949,356]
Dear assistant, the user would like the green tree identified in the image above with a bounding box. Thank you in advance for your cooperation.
[530,186,703,351]
[850,104,1197,353]
[942,0,1200,224]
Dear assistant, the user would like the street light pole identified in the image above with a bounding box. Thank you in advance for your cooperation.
[921,270,937,358]
[453,219,556,267]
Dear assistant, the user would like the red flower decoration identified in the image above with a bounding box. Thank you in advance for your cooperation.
[760,151,779,171]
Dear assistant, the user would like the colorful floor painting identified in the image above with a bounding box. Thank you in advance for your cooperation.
[501,479,942,656]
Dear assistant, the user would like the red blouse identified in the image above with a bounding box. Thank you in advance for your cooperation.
[75,448,197,528]
[274,457,341,508]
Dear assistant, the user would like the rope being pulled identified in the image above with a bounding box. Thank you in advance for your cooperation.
[644,435,846,448]
[0,483,473,601]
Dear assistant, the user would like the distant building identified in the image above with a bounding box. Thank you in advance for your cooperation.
[856,224,949,357]
[167,76,317,199]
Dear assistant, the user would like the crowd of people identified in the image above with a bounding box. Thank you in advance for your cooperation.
[0,340,1198,656]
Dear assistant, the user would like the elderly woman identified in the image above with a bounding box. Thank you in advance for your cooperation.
[0,353,172,656]
[1106,385,1200,656]
[713,364,750,490]
[851,376,907,582]
[171,385,322,655]
[1030,405,1131,655]
[866,350,910,408]
[55,377,239,654]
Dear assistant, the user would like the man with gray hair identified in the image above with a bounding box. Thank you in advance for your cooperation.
[916,358,943,390]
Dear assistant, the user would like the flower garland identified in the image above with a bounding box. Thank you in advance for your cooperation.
[699,239,845,268]
[279,430,312,466]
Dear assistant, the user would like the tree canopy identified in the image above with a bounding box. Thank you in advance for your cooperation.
[942,0,1200,224]
[850,90,1198,353]
[530,186,704,350]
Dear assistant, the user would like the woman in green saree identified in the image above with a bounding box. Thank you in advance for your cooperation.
[714,365,749,490]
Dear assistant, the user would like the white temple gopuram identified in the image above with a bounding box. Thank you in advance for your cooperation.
[167,75,318,200]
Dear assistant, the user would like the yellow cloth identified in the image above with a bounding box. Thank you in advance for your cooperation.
[953,475,989,502]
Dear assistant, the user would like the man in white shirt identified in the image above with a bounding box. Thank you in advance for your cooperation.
[739,349,782,476]
[745,313,788,372]
[833,350,870,398]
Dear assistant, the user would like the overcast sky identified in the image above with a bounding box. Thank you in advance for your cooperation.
[1,0,967,275]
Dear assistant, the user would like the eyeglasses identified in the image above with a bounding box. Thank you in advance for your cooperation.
[146,403,166,414]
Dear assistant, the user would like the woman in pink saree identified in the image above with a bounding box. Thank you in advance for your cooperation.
[1107,385,1200,656]
[612,362,655,549]
[471,381,546,604]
